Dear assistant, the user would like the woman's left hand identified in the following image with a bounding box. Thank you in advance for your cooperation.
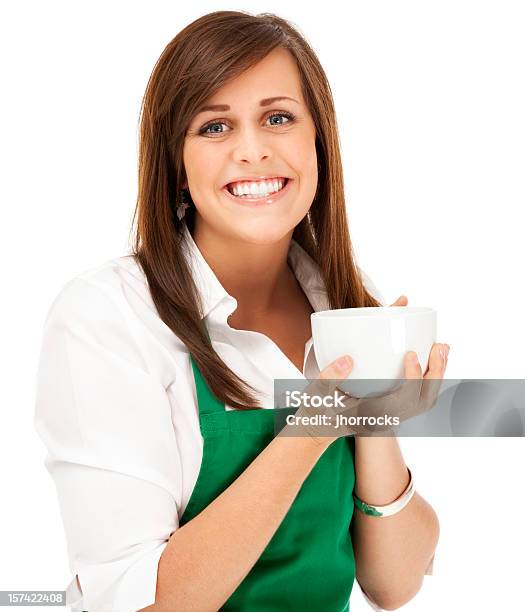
[389,295,450,380]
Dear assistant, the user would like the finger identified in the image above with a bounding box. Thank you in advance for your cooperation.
[377,351,423,423]
[317,354,353,388]
[394,346,448,421]
[404,351,423,379]
[316,356,362,421]
[299,355,355,432]
[424,343,449,380]
[301,355,354,401]
[420,343,449,413]
[389,295,408,307]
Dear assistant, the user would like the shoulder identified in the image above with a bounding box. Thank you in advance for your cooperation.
[44,255,148,327]
[41,256,154,372]
[41,256,185,387]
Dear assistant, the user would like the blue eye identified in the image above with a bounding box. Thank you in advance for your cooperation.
[267,112,294,126]
[199,111,295,136]
[201,122,227,135]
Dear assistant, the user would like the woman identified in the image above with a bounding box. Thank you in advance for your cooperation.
[34,10,446,612]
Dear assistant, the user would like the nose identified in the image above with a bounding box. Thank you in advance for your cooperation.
[231,125,273,165]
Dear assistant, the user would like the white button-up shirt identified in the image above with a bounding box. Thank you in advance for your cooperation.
[34,224,387,612]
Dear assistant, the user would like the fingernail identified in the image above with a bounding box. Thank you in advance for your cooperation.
[335,355,352,372]
[410,352,418,363]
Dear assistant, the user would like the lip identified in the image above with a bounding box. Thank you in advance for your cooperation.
[221,178,293,207]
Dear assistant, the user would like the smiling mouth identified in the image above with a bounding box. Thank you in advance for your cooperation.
[226,178,289,198]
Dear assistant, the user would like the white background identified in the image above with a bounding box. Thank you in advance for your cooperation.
[1,0,524,610]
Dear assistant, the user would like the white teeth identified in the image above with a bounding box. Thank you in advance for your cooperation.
[228,179,286,197]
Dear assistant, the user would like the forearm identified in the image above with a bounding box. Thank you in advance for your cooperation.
[351,436,439,610]
[140,430,331,612]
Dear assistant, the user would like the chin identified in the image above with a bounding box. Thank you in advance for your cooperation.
[228,223,294,246]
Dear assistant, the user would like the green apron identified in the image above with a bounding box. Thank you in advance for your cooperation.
[179,352,357,611]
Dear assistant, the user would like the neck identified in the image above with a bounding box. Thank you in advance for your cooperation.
[191,223,296,320]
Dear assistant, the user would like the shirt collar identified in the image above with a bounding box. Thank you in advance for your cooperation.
[181,223,331,320]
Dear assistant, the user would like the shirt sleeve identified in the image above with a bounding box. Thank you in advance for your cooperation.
[34,277,183,612]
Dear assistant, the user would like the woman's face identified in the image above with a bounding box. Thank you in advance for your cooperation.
[182,47,318,245]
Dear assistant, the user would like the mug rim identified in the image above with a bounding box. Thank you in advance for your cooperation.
[311,306,435,319]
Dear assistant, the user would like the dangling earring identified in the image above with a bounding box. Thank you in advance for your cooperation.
[176,188,191,221]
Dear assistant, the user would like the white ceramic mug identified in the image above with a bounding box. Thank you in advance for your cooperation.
[311,306,437,397]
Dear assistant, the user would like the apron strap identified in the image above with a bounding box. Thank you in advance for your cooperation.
[189,323,226,415]
[190,353,225,415]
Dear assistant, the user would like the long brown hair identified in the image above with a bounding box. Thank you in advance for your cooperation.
[129,10,381,410]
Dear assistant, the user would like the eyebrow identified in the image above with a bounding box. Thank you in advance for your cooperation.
[195,96,299,115]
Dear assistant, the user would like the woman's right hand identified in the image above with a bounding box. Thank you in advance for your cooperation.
[279,355,356,447]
